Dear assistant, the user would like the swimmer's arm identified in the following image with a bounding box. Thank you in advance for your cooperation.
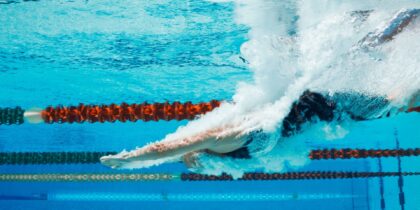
[100,130,220,169]
[100,126,245,169]
[122,126,245,161]
[126,133,216,161]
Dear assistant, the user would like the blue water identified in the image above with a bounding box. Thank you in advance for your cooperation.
[0,1,419,210]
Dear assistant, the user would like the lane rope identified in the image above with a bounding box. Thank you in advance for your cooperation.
[1,148,418,165]
[1,100,418,126]
[0,107,24,125]
[0,171,418,182]
[41,100,221,123]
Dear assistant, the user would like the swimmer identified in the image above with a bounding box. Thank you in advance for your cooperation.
[101,9,420,169]
[100,90,419,169]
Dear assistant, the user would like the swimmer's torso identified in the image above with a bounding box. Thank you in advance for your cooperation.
[221,90,393,159]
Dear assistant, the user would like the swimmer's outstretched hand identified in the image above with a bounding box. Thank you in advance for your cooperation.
[100,126,247,169]
[100,151,131,169]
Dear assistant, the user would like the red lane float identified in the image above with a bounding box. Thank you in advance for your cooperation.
[41,100,222,124]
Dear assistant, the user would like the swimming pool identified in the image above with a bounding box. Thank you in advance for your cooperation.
[0,0,419,209]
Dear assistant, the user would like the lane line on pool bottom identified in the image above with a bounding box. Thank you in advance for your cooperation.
[0,193,359,201]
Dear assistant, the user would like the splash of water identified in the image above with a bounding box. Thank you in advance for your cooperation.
[128,0,420,175]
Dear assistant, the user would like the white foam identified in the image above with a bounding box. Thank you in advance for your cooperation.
[127,0,420,175]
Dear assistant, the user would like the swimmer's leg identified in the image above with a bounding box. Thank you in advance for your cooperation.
[358,9,420,48]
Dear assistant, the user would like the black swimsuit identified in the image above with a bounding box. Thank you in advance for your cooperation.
[222,90,391,159]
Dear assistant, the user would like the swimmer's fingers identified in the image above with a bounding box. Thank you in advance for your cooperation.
[99,155,119,169]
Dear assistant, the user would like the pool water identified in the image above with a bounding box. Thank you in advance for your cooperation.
[0,0,419,210]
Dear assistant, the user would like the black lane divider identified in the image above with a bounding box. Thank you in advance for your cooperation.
[0,107,24,125]
[182,172,420,181]
[0,152,116,165]
[2,148,420,165]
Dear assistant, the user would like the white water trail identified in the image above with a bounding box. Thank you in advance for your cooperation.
[125,1,420,176]
[195,0,420,177]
